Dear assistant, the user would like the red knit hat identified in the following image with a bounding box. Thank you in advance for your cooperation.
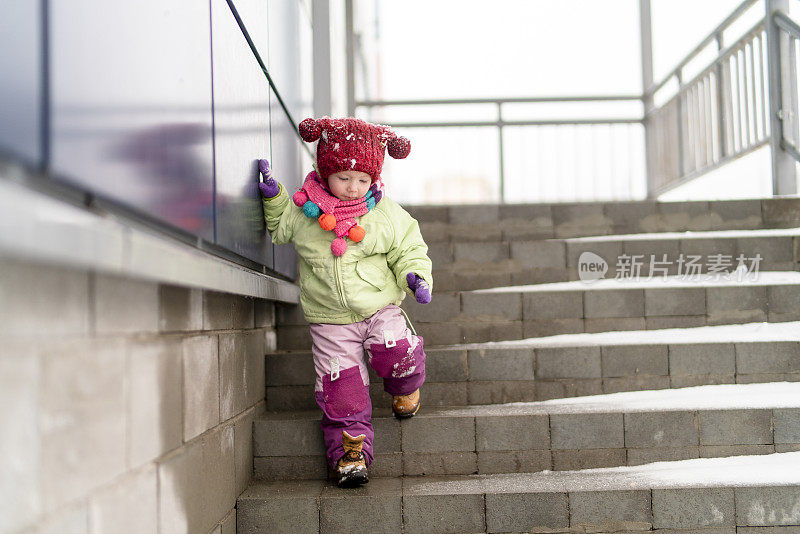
[298,117,411,182]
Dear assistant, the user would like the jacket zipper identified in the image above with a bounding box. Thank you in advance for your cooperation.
[333,255,349,311]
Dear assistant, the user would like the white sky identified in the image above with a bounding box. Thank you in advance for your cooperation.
[353,0,800,204]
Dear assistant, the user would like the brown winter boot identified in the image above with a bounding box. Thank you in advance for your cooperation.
[392,388,421,419]
[336,431,369,488]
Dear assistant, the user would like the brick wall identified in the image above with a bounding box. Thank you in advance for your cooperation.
[1,257,276,534]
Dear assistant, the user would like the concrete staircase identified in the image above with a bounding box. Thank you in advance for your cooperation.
[238,198,800,533]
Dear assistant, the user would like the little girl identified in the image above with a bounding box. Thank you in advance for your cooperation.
[259,117,432,487]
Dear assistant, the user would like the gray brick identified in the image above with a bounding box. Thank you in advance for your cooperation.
[603,375,671,394]
[626,446,700,465]
[699,444,774,458]
[320,478,402,534]
[737,527,800,534]
[569,490,651,525]
[461,292,521,321]
[602,344,668,377]
[762,197,800,227]
[535,378,604,400]
[402,451,478,476]
[646,315,707,329]
[159,285,203,331]
[736,342,800,374]
[669,344,736,375]
[452,269,510,291]
[699,409,773,445]
[402,416,474,452]
[461,321,523,343]
[707,287,768,324]
[219,332,265,421]
[182,335,220,441]
[449,224,502,242]
[500,203,553,222]
[234,409,257,494]
[468,348,534,380]
[237,480,323,533]
[585,317,646,332]
[550,413,624,449]
[623,238,681,260]
[523,291,584,320]
[403,494,485,534]
[426,349,468,382]
[371,453,403,477]
[420,382,468,406]
[159,440,206,534]
[467,380,537,404]
[672,374,735,388]
[604,200,658,232]
[486,492,568,532]
[403,292,460,323]
[453,241,509,263]
[477,450,551,474]
[265,385,317,411]
[427,242,453,265]
[552,448,627,470]
[536,346,601,379]
[265,352,314,386]
[774,408,800,444]
[645,287,706,316]
[735,486,800,526]
[709,199,762,229]
[419,221,449,242]
[201,425,237,528]
[681,237,737,258]
[95,274,159,334]
[88,465,157,534]
[768,285,800,315]
[511,240,567,268]
[476,414,549,451]
[658,201,713,231]
[449,204,499,225]
[584,289,645,318]
[127,339,182,467]
[275,303,306,326]
[653,488,735,528]
[414,322,462,346]
[625,411,697,447]
[253,418,324,456]
[553,203,612,237]
[523,318,585,337]
[406,205,449,223]
[738,236,796,263]
[254,299,275,327]
[276,325,312,350]
[372,417,401,453]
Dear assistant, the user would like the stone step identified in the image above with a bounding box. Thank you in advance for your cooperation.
[264,321,800,410]
[276,272,800,349]
[429,227,800,292]
[252,382,800,481]
[237,451,800,533]
[405,197,800,242]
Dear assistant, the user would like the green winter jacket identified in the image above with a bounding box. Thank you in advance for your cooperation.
[262,184,433,324]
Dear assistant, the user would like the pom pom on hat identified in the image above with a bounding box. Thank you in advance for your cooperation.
[387,135,411,159]
[299,118,322,142]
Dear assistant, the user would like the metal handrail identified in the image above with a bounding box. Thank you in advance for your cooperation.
[775,10,800,38]
[646,0,760,97]
[357,95,641,107]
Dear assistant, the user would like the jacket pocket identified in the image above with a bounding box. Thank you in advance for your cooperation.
[355,258,392,290]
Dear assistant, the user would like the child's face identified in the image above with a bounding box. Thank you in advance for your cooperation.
[327,170,372,201]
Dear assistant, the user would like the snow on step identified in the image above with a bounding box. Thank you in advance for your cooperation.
[565,226,800,242]
[476,270,800,292]
[461,321,800,349]
[405,451,800,494]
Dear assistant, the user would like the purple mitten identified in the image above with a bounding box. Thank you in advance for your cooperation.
[258,158,281,199]
[406,272,431,304]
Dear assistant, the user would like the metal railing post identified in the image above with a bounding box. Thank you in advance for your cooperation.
[639,0,655,197]
[345,0,356,117]
[715,32,728,159]
[497,103,505,203]
[765,0,797,194]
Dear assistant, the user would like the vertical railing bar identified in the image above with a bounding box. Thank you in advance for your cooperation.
[706,75,716,163]
[737,48,747,151]
[740,46,752,147]
[695,81,703,170]
[748,38,759,145]
[789,36,799,148]
[715,32,728,160]
[676,72,686,177]
[759,30,770,140]
[497,102,505,203]
[609,123,616,198]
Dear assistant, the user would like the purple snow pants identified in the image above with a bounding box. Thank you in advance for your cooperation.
[310,304,426,469]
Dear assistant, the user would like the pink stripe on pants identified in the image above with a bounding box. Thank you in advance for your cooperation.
[310,304,426,469]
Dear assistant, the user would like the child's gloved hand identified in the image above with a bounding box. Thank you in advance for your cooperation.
[258,159,281,199]
[406,272,431,304]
